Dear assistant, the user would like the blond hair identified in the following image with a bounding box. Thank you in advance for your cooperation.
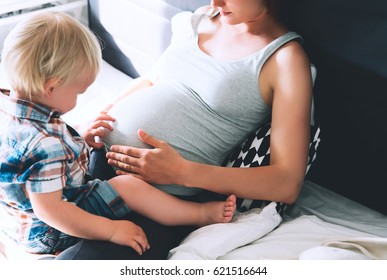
[1,11,102,100]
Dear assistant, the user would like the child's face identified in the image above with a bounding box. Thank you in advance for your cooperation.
[48,72,96,114]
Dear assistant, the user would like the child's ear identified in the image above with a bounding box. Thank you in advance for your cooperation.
[43,78,60,97]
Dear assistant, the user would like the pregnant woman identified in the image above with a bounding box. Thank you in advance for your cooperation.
[57,0,313,260]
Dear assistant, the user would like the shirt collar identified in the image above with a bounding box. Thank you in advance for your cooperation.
[0,89,62,123]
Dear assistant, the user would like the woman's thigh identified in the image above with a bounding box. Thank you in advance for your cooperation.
[88,148,117,181]
[55,212,195,260]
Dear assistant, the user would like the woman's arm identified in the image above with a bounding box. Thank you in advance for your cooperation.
[201,41,312,203]
[28,190,149,254]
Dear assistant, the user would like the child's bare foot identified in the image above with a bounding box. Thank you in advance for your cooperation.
[198,195,236,226]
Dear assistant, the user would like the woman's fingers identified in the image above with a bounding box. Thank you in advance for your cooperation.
[107,158,137,174]
[108,145,143,158]
[137,129,165,148]
[107,155,139,174]
[106,131,181,185]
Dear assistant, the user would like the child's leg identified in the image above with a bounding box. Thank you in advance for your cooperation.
[108,175,236,227]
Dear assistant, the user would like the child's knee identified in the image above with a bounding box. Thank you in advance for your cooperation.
[108,175,145,192]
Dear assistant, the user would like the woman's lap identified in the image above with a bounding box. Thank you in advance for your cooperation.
[55,148,196,260]
[56,211,195,260]
[87,148,117,181]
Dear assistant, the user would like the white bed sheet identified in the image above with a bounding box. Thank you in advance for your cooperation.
[216,180,387,260]
[167,180,387,260]
[218,215,378,260]
[285,180,387,238]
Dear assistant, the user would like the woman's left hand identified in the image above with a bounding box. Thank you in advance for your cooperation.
[106,129,187,185]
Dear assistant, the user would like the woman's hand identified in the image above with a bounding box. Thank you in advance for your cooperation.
[106,129,187,185]
[82,112,115,149]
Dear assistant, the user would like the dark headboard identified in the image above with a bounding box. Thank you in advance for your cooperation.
[280,0,387,214]
[88,0,387,215]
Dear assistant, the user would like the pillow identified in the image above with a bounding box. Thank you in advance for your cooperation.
[223,123,321,214]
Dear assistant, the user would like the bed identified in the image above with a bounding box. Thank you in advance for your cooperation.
[1,0,386,260]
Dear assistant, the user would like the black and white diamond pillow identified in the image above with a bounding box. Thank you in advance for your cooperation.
[227,123,272,168]
[224,123,321,215]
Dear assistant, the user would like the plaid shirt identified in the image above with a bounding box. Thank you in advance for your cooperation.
[0,90,92,247]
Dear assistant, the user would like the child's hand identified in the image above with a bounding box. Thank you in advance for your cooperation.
[110,220,150,255]
[82,112,115,149]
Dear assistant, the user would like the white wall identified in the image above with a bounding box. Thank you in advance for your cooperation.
[0,0,88,53]
[0,0,88,87]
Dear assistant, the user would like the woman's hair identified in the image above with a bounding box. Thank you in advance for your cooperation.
[264,0,280,15]
[1,11,102,100]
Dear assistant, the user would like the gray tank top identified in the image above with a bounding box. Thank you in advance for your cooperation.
[103,12,302,195]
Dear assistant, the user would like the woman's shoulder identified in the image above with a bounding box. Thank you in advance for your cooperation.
[262,34,311,88]
[274,38,310,67]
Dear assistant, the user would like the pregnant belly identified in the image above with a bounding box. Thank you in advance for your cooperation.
[101,81,223,166]
[100,81,250,196]
[104,86,179,147]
